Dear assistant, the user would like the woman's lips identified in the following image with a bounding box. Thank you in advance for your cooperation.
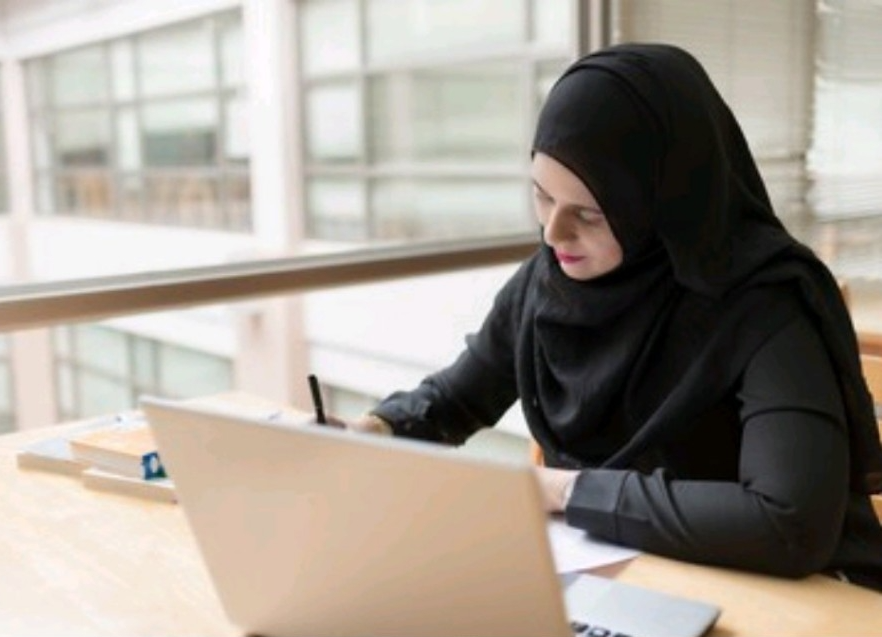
[555,252,585,264]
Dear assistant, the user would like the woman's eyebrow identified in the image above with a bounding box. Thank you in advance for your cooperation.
[531,179,550,196]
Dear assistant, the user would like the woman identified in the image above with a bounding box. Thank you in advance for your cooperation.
[343,43,882,589]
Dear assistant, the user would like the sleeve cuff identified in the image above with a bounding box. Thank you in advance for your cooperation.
[563,469,630,540]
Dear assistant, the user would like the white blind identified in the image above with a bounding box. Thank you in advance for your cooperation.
[808,0,882,219]
[611,0,815,219]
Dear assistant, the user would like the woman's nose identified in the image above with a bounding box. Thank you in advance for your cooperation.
[543,207,571,244]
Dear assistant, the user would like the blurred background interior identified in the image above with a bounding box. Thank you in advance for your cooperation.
[0,0,880,437]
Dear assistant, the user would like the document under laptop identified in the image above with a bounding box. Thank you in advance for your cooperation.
[141,396,720,637]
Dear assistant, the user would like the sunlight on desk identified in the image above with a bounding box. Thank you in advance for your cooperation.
[0,427,236,637]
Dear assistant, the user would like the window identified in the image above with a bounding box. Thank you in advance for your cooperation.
[613,0,814,219]
[1,0,880,438]
[612,0,882,330]
[808,0,882,220]
[298,0,574,242]
[26,11,249,231]
[54,324,233,421]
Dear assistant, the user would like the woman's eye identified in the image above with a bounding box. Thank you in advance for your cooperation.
[575,208,604,224]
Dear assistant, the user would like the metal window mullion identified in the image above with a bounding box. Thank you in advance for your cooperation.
[290,0,304,239]
[104,41,120,221]
[579,0,612,55]
[46,56,61,216]
[150,338,163,398]
[125,330,139,408]
[212,13,229,231]
[356,0,372,240]
[133,31,147,224]
[523,49,537,230]
[68,326,81,418]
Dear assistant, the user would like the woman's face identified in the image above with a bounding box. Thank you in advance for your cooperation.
[531,152,624,281]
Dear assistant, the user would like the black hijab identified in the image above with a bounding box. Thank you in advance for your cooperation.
[526,43,882,494]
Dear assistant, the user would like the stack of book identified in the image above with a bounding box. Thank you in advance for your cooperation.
[15,392,312,504]
[16,412,176,503]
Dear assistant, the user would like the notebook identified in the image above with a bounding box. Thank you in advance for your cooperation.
[140,396,720,637]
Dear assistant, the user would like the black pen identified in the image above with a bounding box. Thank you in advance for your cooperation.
[307,374,327,425]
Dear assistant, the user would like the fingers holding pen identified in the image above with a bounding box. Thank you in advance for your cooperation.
[306,374,390,434]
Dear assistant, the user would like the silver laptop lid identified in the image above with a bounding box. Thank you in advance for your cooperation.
[141,396,572,637]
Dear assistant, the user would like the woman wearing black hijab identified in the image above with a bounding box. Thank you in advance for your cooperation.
[345,43,882,589]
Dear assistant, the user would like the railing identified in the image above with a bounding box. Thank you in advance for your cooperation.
[0,233,539,332]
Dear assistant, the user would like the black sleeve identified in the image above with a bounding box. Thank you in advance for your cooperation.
[564,316,851,578]
[370,262,531,444]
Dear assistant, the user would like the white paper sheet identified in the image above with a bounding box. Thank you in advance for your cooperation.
[547,518,640,573]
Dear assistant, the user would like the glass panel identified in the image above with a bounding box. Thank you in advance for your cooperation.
[52,46,108,106]
[44,313,237,423]
[35,173,55,213]
[139,19,215,97]
[111,40,136,101]
[142,98,218,166]
[369,63,525,163]
[53,326,71,358]
[56,110,110,167]
[367,0,523,63]
[219,12,245,88]
[56,172,113,216]
[224,95,249,164]
[223,173,251,231]
[78,373,132,417]
[301,0,359,76]
[145,174,220,227]
[306,84,362,161]
[158,344,232,397]
[56,363,76,416]
[370,178,527,239]
[307,178,366,240]
[533,0,572,47]
[116,107,141,170]
[133,338,155,386]
[76,325,129,376]
[536,59,570,106]
[118,175,143,220]
[26,60,50,109]
[31,114,53,170]
[809,1,882,218]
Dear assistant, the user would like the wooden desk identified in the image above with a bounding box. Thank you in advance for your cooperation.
[2,426,882,637]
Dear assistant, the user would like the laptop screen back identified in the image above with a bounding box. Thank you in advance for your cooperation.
[142,397,572,637]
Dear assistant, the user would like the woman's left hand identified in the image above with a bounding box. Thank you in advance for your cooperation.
[534,466,579,512]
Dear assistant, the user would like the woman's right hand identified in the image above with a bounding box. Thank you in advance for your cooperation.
[333,413,393,436]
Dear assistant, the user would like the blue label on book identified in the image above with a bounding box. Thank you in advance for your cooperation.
[141,451,166,480]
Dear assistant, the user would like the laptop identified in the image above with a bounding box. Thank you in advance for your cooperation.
[141,396,720,637]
